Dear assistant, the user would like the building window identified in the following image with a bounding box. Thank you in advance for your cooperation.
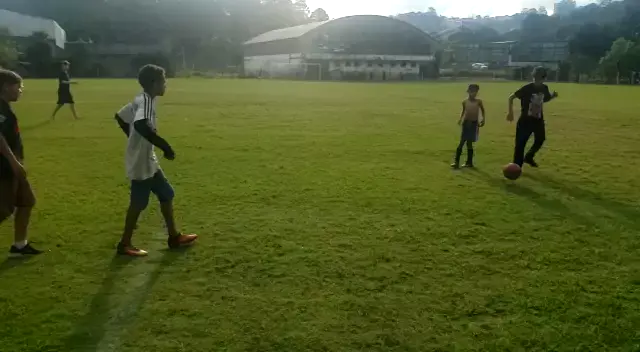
[368,62,373,67]
[401,62,407,68]
[346,61,351,67]
[411,62,417,68]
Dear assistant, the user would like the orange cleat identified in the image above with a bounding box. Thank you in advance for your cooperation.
[117,243,149,257]
[168,233,198,249]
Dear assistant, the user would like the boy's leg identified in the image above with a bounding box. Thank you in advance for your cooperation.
[150,171,197,248]
[464,140,474,167]
[513,119,533,167]
[118,179,152,256]
[525,120,546,166]
[6,178,41,256]
[69,103,79,120]
[51,104,64,119]
[453,138,465,167]
[0,179,14,225]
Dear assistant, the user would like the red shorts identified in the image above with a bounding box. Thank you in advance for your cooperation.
[0,177,36,220]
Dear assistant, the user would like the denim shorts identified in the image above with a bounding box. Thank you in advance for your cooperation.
[130,170,175,210]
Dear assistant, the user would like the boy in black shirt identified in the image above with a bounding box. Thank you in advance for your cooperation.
[0,69,42,256]
[507,66,558,167]
[51,60,79,120]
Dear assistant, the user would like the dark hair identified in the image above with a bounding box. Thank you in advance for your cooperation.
[61,60,70,65]
[467,84,480,92]
[137,64,166,91]
[0,69,22,89]
[533,66,547,79]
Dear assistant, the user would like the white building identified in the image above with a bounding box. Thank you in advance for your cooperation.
[243,15,441,81]
[0,9,66,49]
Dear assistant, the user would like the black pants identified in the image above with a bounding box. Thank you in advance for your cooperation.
[454,121,478,165]
[513,117,546,166]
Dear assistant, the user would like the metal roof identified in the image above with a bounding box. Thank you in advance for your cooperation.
[244,21,330,45]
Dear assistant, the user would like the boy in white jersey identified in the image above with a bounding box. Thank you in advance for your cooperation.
[114,64,197,257]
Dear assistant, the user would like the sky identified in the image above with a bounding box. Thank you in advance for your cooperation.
[306,0,597,19]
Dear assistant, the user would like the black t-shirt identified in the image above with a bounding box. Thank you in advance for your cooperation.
[0,100,23,179]
[514,83,552,120]
[58,71,70,92]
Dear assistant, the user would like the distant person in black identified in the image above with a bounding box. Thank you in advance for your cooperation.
[507,66,558,167]
[0,69,43,256]
[51,60,79,120]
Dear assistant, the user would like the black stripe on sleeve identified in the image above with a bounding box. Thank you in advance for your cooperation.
[143,95,150,120]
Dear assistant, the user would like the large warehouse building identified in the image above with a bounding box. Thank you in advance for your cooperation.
[243,15,441,81]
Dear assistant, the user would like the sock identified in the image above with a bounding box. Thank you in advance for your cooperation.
[14,240,28,249]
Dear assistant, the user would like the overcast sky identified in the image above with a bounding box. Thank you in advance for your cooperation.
[306,0,597,18]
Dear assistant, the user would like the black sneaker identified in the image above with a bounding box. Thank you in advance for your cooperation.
[463,163,475,168]
[9,243,43,258]
[524,158,539,168]
[450,163,460,169]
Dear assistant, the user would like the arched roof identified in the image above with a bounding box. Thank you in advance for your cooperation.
[244,15,440,47]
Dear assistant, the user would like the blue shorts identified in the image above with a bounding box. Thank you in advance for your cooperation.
[130,171,175,210]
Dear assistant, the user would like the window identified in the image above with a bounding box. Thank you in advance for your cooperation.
[368,62,373,67]
[410,62,417,68]
[401,62,407,68]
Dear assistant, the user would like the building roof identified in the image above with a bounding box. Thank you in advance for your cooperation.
[244,15,439,46]
[0,9,66,49]
[244,21,329,45]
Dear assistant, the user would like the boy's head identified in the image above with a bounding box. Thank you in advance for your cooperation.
[138,64,166,97]
[467,84,480,98]
[61,60,70,71]
[532,66,547,85]
[0,69,23,103]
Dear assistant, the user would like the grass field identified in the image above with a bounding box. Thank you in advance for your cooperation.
[0,78,639,351]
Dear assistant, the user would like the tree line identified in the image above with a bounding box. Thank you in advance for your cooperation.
[1,0,640,82]
[0,0,329,75]
[399,0,640,83]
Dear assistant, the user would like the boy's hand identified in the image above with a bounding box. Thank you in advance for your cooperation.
[458,119,462,125]
[164,148,176,160]
[480,120,485,127]
[552,91,558,98]
[506,111,514,122]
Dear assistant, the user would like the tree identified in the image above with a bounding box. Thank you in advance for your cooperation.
[0,28,18,68]
[599,37,635,82]
[310,8,329,22]
[23,32,54,77]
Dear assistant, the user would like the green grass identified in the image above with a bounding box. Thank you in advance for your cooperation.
[0,78,639,351]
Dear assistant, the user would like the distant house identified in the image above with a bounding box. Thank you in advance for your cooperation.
[243,15,441,81]
[0,9,66,54]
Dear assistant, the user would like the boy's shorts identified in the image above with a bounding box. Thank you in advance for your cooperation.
[461,120,479,142]
[0,177,36,220]
[130,170,175,210]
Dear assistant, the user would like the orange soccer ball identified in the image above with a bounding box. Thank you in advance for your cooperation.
[502,163,522,180]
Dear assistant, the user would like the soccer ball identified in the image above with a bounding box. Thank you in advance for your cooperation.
[502,163,522,180]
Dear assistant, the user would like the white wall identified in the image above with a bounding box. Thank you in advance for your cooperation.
[244,54,305,78]
[0,9,66,49]
[329,60,420,80]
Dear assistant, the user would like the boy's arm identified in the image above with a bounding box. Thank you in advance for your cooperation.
[543,85,558,102]
[0,135,25,178]
[507,87,524,122]
[133,120,175,160]
[479,100,486,126]
[459,101,465,124]
[114,114,130,137]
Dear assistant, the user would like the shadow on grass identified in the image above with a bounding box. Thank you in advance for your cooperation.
[472,169,601,228]
[525,172,640,227]
[60,248,189,352]
[0,256,33,276]
[20,119,52,133]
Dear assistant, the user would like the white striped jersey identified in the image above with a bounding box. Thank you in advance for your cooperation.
[122,92,160,180]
